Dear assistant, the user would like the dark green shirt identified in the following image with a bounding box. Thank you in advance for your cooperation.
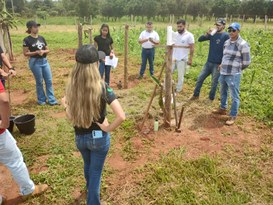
[94,35,113,56]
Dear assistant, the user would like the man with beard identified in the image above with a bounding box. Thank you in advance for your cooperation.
[190,18,229,101]
[213,22,251,125]
[172,19,195,93]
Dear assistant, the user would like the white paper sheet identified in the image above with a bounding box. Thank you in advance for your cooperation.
[105,55,118,68]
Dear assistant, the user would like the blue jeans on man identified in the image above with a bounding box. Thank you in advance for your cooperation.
[99,61,111,85]
[193,61,220,100]
[219,74,241,117]
[0,130,35,195]
[75,132,110,205]
[139,48,155,77]
[29,57,58,105]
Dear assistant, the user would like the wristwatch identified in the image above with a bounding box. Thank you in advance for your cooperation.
[9,67,15,71]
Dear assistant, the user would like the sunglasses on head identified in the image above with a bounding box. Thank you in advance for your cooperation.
[228,28,237,33]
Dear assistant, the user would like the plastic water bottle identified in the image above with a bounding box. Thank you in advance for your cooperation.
[186,65,190,75]
[210,28,217,36]
[154,117,159,132]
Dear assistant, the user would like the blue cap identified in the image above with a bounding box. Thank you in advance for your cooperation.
[228,22,241,31]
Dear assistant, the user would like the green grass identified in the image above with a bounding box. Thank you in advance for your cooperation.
[127,141,273,205]
[5,21,272,204]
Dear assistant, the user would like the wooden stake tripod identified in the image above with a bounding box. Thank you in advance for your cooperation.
[140,44,188,131]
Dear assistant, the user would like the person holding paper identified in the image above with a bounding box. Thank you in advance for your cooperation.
[138,22,160,79]
[94,24,114,85]
[172,19,195,93]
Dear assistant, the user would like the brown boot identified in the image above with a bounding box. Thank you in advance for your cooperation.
[226,117,236,126]
[22,184,48,201]
[212,108,227,115]
[189,95,199,101]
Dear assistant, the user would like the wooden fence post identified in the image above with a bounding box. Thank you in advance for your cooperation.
[265,15,268,31]
[78,23,83,48]
[164,46,173,127]
[88,28,93,45]
[90,15,93,25]
[124,24,129,89]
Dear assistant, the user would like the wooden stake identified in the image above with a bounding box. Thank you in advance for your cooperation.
[124,24,129,89]
[78,23,83,48]
[88,28,93,45]
[265,15,268,31]
[164,46,173,127]
[177,106,185,131]
[140,62,166,130]
[90,15,93,25]
[172,83,178,128]
[7,76,11,107]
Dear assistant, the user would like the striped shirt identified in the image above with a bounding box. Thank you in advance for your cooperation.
[221,36,251,75]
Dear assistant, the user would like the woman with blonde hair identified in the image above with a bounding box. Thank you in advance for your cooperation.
[62,45,125,205]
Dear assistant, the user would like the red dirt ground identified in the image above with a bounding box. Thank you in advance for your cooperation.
[0,49,272,205]
[105,114,271,203]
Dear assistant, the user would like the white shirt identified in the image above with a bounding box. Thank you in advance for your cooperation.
[139,30,160,49]
[172,30,194,61]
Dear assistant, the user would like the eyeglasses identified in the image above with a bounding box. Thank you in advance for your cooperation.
[228,29,237,33]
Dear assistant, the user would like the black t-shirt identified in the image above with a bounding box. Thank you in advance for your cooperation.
[74,83,117,135]
[0,46,3,67]
[23,35,47,58]
[94,35,113,56]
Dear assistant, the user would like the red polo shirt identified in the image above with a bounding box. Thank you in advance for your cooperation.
[0,81,6,134]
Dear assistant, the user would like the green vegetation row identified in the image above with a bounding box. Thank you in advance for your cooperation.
[11,26,273,126]
[3,0,273,21]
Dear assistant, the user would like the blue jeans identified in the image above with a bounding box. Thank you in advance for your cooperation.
[99,61,111,85]
[29,57,58,105]
[139,48,155,76]
[75,132,110,205]
[219,74,241,117]
[0,130,35,195]
[193,62,220,100]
